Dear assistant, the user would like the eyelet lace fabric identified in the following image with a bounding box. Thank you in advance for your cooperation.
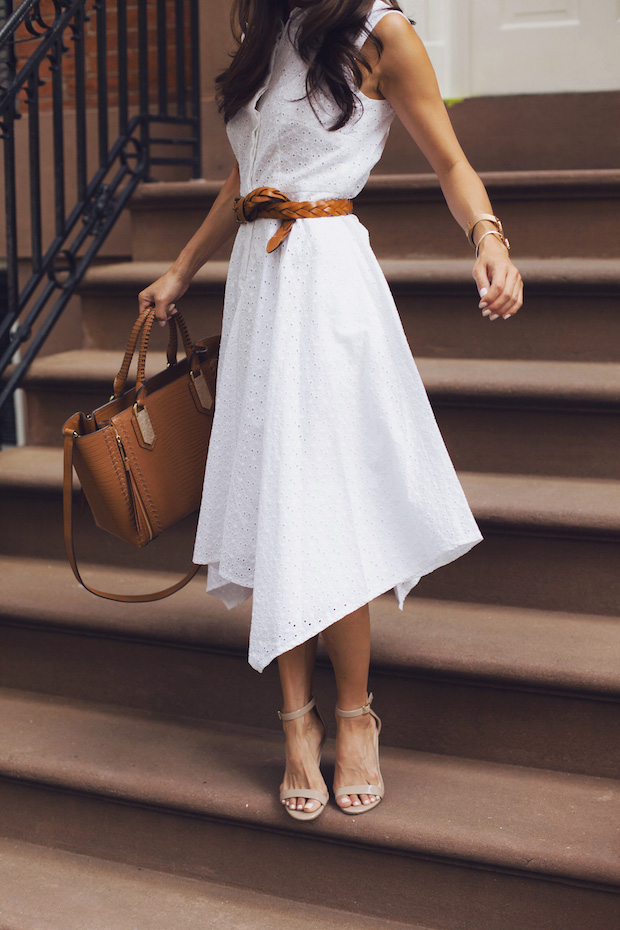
[193,2,482,672]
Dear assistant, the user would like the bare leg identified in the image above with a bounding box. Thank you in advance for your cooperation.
[277,636,327,813]
[321,603,380,810]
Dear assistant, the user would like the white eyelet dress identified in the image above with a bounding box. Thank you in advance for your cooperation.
[192,1,483,673]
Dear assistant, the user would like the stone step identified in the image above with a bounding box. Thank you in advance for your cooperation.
[1,555,618,778]
[78,258,620,362]
[18,349,620,480]
[0,688,618,930]
[128,170,620,260]
[0,837,421,930]
[420,358,620,479]
[1,446,619,615]
[379,91,620,175]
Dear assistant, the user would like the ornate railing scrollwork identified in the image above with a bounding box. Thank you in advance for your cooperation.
[0,0,201,429]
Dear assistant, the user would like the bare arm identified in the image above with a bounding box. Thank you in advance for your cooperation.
[138,162,241,326]
[367,15,523,320]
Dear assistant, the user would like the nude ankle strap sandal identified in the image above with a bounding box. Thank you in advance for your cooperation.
[278,696,328,822]
[334,692,384,815]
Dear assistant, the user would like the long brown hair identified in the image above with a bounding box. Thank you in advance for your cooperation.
[216,0,407,131]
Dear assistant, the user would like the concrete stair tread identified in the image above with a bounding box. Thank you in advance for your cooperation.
[129,170,620,208]
[1,555,619,700]
[79,257,620,292]
[0,837,422,930]
[17,347,171,388]
[364,169,620,198]
[1,687,618,888]
[3,445,620,537]
[0,446,72,493]
[19,348,620,409]
[418,358,620,407]
[461,471,620,535]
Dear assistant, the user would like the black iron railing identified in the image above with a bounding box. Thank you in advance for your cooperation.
[0,0,201,425]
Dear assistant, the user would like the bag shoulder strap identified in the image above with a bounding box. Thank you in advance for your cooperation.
[63,431,200,602]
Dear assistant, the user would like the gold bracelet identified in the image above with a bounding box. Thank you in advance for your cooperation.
[475,229,511,259]
[466,213,504,248]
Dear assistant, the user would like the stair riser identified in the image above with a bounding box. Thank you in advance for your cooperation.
[416,532,620,617]
[79,289,620,362]
[81,295,224,353]
[1,780,617,930]
[1,623,617,778]
[435,407,620,480]
[22,381,620,482]
[389,290,620,363]
[130,193,620,261]
[0,494,198,574]
[360,195,620,260]
[384,93,620,174]
[2,496,619,615]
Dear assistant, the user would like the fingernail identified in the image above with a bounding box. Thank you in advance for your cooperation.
[482,309,491,317]
[479,302,488,309]
[490,314,499,320]
[479,287,488,298]
[503,313,512,320]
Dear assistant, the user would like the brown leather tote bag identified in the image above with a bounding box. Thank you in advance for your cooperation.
[62,308,220,602]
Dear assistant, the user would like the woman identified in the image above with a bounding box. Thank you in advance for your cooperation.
[138,0,523,821]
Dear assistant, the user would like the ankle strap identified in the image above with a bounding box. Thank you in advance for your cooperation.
[335,693,374,718]
[278,696,316,722]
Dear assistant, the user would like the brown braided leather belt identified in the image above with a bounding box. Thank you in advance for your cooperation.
[234,186,354,253]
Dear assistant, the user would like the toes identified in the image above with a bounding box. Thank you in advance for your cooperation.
[337,792,379,809]
[284,797,320,812]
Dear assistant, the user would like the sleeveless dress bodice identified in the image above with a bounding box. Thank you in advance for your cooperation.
[227,5,397,202]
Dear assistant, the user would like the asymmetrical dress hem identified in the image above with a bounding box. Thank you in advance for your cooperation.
[195,537,479,673]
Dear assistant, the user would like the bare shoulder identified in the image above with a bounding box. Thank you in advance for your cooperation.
[372,9,419,45]
[373,11,436,85]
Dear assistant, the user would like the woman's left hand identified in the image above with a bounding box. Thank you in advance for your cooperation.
[472,237,524,321]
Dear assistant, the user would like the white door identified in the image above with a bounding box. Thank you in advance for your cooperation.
[401,0,620,97]
[400,0,466,99]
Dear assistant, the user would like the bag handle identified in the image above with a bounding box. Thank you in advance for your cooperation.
[165,310,196,368]
[63,423,201,603]
[112,307,152,399]
[112,309,195,400]
[134,310,203,410]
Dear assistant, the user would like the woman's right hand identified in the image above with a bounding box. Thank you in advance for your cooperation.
[137,268,191,327]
